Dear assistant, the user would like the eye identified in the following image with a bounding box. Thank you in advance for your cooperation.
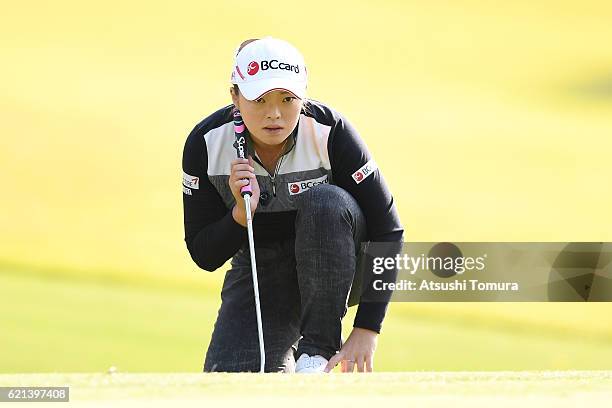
[283,96,297,102]
[255,98,265,103]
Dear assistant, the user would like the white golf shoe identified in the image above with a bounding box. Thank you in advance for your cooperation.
[295,353,328,373]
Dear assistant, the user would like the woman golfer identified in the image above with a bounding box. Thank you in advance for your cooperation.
[182,37,403,373]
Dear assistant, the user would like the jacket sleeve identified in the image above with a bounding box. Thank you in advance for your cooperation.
[328,112,404,333]
[182,126,247,271]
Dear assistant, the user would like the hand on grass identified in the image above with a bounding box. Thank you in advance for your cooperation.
[324,327,378,373]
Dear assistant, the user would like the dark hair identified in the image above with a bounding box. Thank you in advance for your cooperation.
[232,38,311,116]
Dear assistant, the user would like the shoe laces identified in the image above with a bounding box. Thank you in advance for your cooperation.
[303,354,324,368]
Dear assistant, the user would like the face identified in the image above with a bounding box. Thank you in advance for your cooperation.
[231,88,303,151]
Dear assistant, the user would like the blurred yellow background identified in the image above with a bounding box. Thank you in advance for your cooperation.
[1,0,611,373]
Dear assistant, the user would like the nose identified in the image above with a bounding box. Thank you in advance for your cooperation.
[265,103,281,120]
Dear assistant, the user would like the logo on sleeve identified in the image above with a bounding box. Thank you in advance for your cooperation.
[183,186,192,196]
[288,174,329,195]
[182,171,199,189]
[351,159,377,184]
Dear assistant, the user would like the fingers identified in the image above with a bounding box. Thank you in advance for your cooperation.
[231,158,251,166]
[232,178,250,190]
[365,355,374,372]
[324,354,341,373]
[230,159,255,176]
[356,356,365,373]
[229,158,257,195]
[339,356,372,373]
[344,359,355,373]
[325,354,373,373]
[231,164,255,173]
[233,170,256,180]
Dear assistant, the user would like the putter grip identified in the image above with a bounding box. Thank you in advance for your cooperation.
[240,184,253,196]
[233,109,252,197]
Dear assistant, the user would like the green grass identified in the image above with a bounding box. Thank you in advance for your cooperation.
[1,371,611,407]
[1,0,612,376]
[1,0,612,283]
[3,269,612,373]
[0,271,216,373]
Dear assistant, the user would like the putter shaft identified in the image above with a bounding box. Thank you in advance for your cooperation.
[244,195,265,373]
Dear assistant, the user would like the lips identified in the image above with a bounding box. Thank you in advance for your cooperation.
[264,125,283,130]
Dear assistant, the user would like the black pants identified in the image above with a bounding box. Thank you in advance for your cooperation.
[203,184,367,373]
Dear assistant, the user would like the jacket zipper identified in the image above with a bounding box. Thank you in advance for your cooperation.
[252,152,286,197]
[251,135,295,197]
[270,153,286,197]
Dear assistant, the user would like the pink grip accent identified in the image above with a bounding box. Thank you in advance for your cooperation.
[240,184,253,195]
[235,124,245,133]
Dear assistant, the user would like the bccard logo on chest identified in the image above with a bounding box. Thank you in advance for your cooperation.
[288,174,329,195]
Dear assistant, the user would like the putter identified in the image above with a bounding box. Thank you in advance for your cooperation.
[233,109,266,373]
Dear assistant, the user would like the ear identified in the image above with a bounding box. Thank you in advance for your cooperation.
[230,86,240,109]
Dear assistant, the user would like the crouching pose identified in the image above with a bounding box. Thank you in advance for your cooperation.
[181,37,403,373]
